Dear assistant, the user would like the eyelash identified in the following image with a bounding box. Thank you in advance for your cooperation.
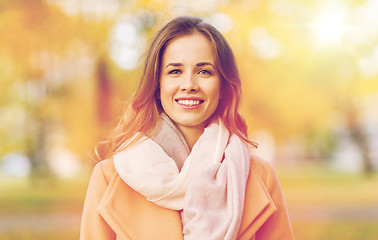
[168,69,182,75]
[198,69,212,75]
[168,69,212,76]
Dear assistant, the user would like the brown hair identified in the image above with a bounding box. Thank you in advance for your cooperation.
[95,16,256,160]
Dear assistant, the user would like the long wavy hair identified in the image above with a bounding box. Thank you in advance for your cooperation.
[95,16,256,160]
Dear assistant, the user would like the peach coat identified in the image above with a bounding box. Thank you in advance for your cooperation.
[80,157,294,240]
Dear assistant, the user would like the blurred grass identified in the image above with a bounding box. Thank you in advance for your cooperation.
[0,176,89,240]
[292,221,378,240]
[0,177,88,214]
[278,164,378,206]
[278,164,378,240]
[0,231,80,240]
[1,164,378,239]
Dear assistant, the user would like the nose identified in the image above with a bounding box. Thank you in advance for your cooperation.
[180,73,199,92]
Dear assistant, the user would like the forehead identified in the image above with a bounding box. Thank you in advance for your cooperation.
[161,33,215,63]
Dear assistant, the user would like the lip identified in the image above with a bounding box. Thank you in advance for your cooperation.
[174,96,204,110]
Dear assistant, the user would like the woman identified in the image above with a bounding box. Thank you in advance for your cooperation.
[80,16,293,240]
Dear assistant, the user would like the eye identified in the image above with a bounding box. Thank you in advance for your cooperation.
[198,69,212,76]
[168,69,182,76]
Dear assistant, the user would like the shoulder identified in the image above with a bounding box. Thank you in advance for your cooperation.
[248,155,284,194]
[91,158,117,183]
[249,155,275,180]
[247,158,294,239]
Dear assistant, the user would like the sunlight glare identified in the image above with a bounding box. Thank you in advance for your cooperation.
[317,15,343,42]
[313,3,348,44]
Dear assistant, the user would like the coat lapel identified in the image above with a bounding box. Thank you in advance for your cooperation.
[237,164,277,239]
[98,173,184,240]
[98,165,276,240]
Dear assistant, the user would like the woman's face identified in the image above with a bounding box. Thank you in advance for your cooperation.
[159,33,221,134]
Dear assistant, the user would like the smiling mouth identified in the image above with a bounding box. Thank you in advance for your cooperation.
[175,99,204,106]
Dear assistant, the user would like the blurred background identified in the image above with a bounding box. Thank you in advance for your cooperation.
[1,0,378,239]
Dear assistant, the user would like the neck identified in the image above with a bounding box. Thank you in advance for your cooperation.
[177,125,205,151]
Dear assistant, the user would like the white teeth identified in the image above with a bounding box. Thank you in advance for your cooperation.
[178,100,201,106]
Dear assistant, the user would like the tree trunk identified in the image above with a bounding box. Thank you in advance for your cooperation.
[345,104,373,176]
[96,57,111,128]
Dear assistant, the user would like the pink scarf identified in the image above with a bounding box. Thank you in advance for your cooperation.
[114,114,250,239]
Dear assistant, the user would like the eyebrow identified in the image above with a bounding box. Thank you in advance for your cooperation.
[197,62,215,68]
[165,62,215,69]
[165,63,183,68]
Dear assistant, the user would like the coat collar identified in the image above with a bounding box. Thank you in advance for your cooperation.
[98,164,276,240]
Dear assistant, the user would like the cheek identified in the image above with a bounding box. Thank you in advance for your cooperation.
[159,79,168,97]
[209,81,222,102]
[160,82,170,98]
[159,79,177,104]
[214,84,222,110]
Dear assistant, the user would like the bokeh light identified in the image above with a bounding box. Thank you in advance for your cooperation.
[312,2,348,44]
[1,0,378,239]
